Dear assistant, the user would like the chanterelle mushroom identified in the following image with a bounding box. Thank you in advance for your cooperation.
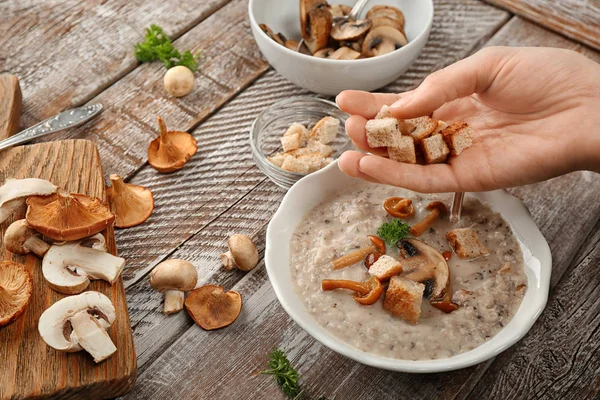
[220,234,259,272]
[4,219,50,257]
[0,261,32,327]
[185,284,242,330]
[0,178,57,224]
[107,174,154,228]
[362,26,408,58]
[150,259,198,314]
[398,239,452,307]
[148,116,198,173]
[330,19,372,42]
[38,291,117,363]
[26,189,115,241]
[42,233,126,294]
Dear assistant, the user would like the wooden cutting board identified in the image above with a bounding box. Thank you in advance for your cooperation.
[0,139,137,399]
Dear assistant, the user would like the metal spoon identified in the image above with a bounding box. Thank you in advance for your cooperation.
[450,192,464,223]
[297,0,372,52]
[0,104,103,152]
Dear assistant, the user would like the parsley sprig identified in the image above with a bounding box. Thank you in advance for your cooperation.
[377,219,411,245]
[260,349,300,398]
[134,24,199,71]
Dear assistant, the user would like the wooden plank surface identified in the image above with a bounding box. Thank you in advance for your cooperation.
[0,140,136,399]
[467,221,600,399]
[0,74,22,139]
[0,0,233,127]
[483,0,600,51]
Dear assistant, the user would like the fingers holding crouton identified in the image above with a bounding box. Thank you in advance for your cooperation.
[336,90,401,119]
[345,115,389,156]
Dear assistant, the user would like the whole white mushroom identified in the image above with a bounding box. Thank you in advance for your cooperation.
[163,66,195,97]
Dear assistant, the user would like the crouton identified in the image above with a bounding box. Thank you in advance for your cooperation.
[421,134,450,164]
[368,255,404,280]
[310,116,340,144]
[433,120,448,135]
[383,276,424,324]
[375,104,393,119]
[388,135,416,164]
[297,153,330,173]
[284,122,309,146]
[307,139,334,157]
[281,154,309,174]
[441,122,474,155]
[268,153,287,167]
[405,116,438,142]
[445,228,490,259]
[365,118,401,148]
[281,133,302,152]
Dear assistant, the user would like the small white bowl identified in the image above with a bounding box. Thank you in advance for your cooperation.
[265,162,552,373]
[248,0,434,96]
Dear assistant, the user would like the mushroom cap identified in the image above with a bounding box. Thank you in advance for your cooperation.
[330,19,372,42]
[38,291,115,352]
[148,116,198,173]
[362,26,408,58]
[370,16,404,32]
[329,4,352,18]
[366,5,405,29]
[150,259,198,292]
[26,190,115,241]
[107,174,154,228]
[329,46,361,60]
[300,0,329,39]
[426,201,448,215]
[164,66,195,98]
[0,261,32,327]
[313,48,336,58]
[184,284,242,330]
[398,239,450,301]
[4,219,38,254]
[227,234,259,271]
[0,178,57,208]
[305,7,333,54]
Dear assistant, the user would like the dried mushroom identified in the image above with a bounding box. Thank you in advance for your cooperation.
[26,190,115,241]
[148,116,198,173]
[185,284,242,330]
[107,174,154,228]
[362,26,408,58]
[0,261,32,327]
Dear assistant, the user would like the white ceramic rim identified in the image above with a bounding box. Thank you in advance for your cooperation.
[247,0,435,65]
[265,161,552,373]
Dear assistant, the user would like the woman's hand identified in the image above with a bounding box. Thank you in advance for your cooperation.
[336,46,600,192]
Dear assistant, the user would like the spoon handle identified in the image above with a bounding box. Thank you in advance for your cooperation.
[349,0,371,20]
[0,104,103,152]
[450,192,465,223]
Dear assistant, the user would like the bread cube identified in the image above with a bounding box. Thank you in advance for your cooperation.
[405,116,438,142]
[268,153,286,167]
[383,276,425,324]
[281,154,309,174]
[281,133,302,152]
[388,135,416,164]
[441,122,474,155]
[365,118,401,148]
[284,123,309,146]
[421,134,450,164]
[375,104,393,119]
[369,255,404,280]
[445,228,490,259]
[310,116,340,144]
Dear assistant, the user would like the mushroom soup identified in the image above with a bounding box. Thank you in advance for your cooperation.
[290,182,526,360]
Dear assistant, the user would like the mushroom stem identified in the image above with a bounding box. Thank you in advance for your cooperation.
[158,116,169,145]
[70,311,117,363]
[163,289,185,314]
[220,250,235,271]
[331,245,376,270]
[24,236,50,257]
[109,174,127,194]
[411,207,444,236]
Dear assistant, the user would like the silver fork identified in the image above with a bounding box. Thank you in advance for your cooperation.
[297,0,372,52]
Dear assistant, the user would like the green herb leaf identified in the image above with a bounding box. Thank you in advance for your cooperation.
[260,349,300,398]
[134,24,199,71]
[377,219,411,245]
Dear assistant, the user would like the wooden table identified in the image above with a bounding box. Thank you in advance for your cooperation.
[2,0,599,398]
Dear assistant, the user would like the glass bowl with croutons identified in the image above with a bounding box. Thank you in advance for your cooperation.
[250,96,353,189]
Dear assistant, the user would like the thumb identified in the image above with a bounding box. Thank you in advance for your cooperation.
[389,47,506,119]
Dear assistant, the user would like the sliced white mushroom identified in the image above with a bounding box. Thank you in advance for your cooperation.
[38,291,117,363]
[0,178,57,224]
[330,19,372,42]
[42,233,126,294]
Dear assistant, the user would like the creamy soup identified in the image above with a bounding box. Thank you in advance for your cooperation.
[290,183,526,360]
